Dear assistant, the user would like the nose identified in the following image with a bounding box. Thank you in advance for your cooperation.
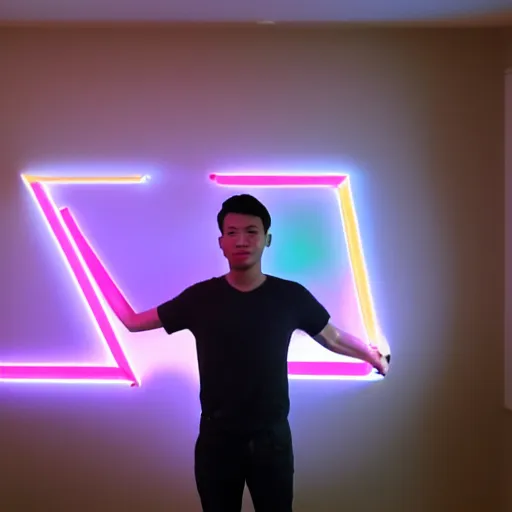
[235,234,249,247]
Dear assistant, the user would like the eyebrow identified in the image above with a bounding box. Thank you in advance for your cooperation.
[226,225,260,230]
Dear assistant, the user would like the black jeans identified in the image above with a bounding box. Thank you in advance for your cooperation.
[194,416,294,512]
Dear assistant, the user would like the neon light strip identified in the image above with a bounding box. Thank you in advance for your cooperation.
[210,172,384,378]
[22,175,145,185]
[337,180,379,343]
[0,175,143,385]
[209,173,346,188]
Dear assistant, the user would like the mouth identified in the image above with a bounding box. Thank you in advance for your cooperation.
[234,252,250,257]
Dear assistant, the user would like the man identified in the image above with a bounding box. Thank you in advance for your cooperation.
[101,194,389,511]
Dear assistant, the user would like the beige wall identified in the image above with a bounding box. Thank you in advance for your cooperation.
[0,26,507,511]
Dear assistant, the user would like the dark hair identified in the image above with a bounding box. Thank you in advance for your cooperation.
[217,194,271,234]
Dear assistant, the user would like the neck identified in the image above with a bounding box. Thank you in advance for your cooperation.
[226,264,266,291]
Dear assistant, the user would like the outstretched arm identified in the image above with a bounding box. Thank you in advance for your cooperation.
[101,284,162,333]
[79,244,188,335]
[84,253,162,333]
[294,283,390,375]
[314,323,390,375]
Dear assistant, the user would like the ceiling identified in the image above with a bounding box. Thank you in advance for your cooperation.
[0,0,511,25]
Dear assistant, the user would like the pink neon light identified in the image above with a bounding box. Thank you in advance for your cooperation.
[1,176,140,385]
[209,173,346,187]
[1,365,127,381]
[288,361,371,377]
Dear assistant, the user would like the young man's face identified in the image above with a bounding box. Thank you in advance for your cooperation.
[219,213,268,270]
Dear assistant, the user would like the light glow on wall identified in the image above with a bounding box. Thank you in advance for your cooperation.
[210,172,385,379]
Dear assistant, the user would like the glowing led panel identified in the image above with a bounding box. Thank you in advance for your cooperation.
[210,172,384,379]
[0,175,143,385]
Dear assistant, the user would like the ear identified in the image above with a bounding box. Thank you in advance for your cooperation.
[266,233,272,247]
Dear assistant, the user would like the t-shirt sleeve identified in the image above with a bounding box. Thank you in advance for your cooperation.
[156,285,196,335]
[295,284,331,338]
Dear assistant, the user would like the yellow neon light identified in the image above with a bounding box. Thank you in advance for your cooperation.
[22,175,146,184]
[337,178,379,344]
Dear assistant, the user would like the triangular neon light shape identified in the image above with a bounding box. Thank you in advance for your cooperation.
[0,175,141,385]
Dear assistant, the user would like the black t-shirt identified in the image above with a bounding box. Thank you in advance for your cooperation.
[157,275,330,427]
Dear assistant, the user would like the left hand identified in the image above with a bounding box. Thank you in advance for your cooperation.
[368,348,390,376]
